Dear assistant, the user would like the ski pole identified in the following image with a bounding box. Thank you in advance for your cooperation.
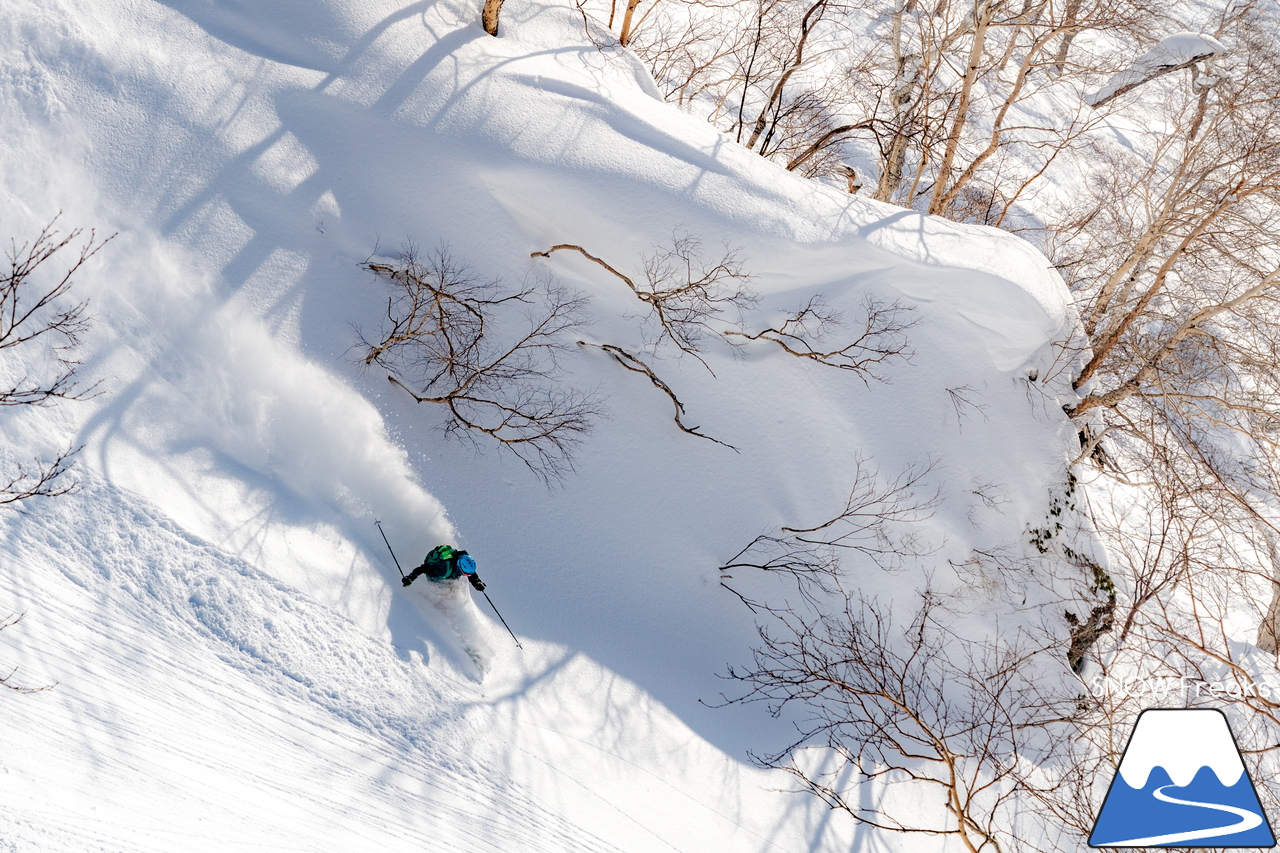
[374,520,406,580]
[482,591,523,649]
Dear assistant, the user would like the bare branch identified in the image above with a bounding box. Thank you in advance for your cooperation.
[725,592,1076,851]
[719,454,940,590]
[533,235,755,369]
[0,613,55,694]
[578,341,737,450]
[0,214,111,407]
[0,445,81,509]
[725,294,915,383]
[359,245,603,485]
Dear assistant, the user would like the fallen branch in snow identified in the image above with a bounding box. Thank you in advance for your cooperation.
[578,341,737,451]
[723,294,915,384]
[533,236,754,370]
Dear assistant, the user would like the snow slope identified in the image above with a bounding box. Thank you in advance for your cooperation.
[0,0,1084,849]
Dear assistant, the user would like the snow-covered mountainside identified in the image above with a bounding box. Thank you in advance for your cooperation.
[1,0,1084,849]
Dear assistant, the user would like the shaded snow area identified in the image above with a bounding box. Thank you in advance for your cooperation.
[1,477,821,852]
[1,0,1085,850]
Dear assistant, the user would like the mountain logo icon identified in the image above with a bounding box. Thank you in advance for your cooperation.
[1090,708,1275,847]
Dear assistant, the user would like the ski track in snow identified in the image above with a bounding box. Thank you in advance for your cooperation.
[0,479,634,853]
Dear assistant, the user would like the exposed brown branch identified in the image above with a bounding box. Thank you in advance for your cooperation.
[360,244,603,484]
[723,294,915,383]
[578,341,737,450]
[534,236,754,369]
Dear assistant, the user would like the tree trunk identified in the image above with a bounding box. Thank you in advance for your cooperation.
[617,0,643,45]
[929,2,993,215]
[1051,0,1082,73]
[482,0,504,36]
[1258,530,1280,654]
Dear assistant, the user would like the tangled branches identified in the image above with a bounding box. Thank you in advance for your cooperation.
[0,215,110,507]
[719,455,939,608]
[532,233,755,368]
[724,293,916,383]
[360,245,603,484]
[728,592,1075,853]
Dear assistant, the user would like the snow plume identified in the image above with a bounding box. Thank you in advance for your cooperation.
[75,229,454,629]
[184,299,456,547]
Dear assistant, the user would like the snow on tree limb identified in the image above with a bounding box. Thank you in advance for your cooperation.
[1087,32,1227,108]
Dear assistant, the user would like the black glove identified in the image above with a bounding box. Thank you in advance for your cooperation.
[402,576,413,587]
[469,574,485,592]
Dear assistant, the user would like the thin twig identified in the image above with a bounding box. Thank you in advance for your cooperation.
[579,341,737,451]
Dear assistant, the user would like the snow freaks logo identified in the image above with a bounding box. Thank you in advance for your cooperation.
[1087,673,1280,703]
[1089,709,1276,848]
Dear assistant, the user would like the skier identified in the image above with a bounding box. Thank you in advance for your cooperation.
[402,544,486,591]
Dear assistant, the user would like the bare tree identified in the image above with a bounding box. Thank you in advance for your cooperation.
[0,215,110,507]
[533,233,754,368]
[851,0,1158,219]
[723,293,915,383]
[719,454,939,605]
[569,0,682,45]
[612,0,1161,216]
[727,591,1076,853]
[359,244,603,484]
[1044,2,1280,656]
[1036,4,1280,813]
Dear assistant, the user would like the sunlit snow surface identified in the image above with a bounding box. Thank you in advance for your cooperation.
[1,0,1083,849]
